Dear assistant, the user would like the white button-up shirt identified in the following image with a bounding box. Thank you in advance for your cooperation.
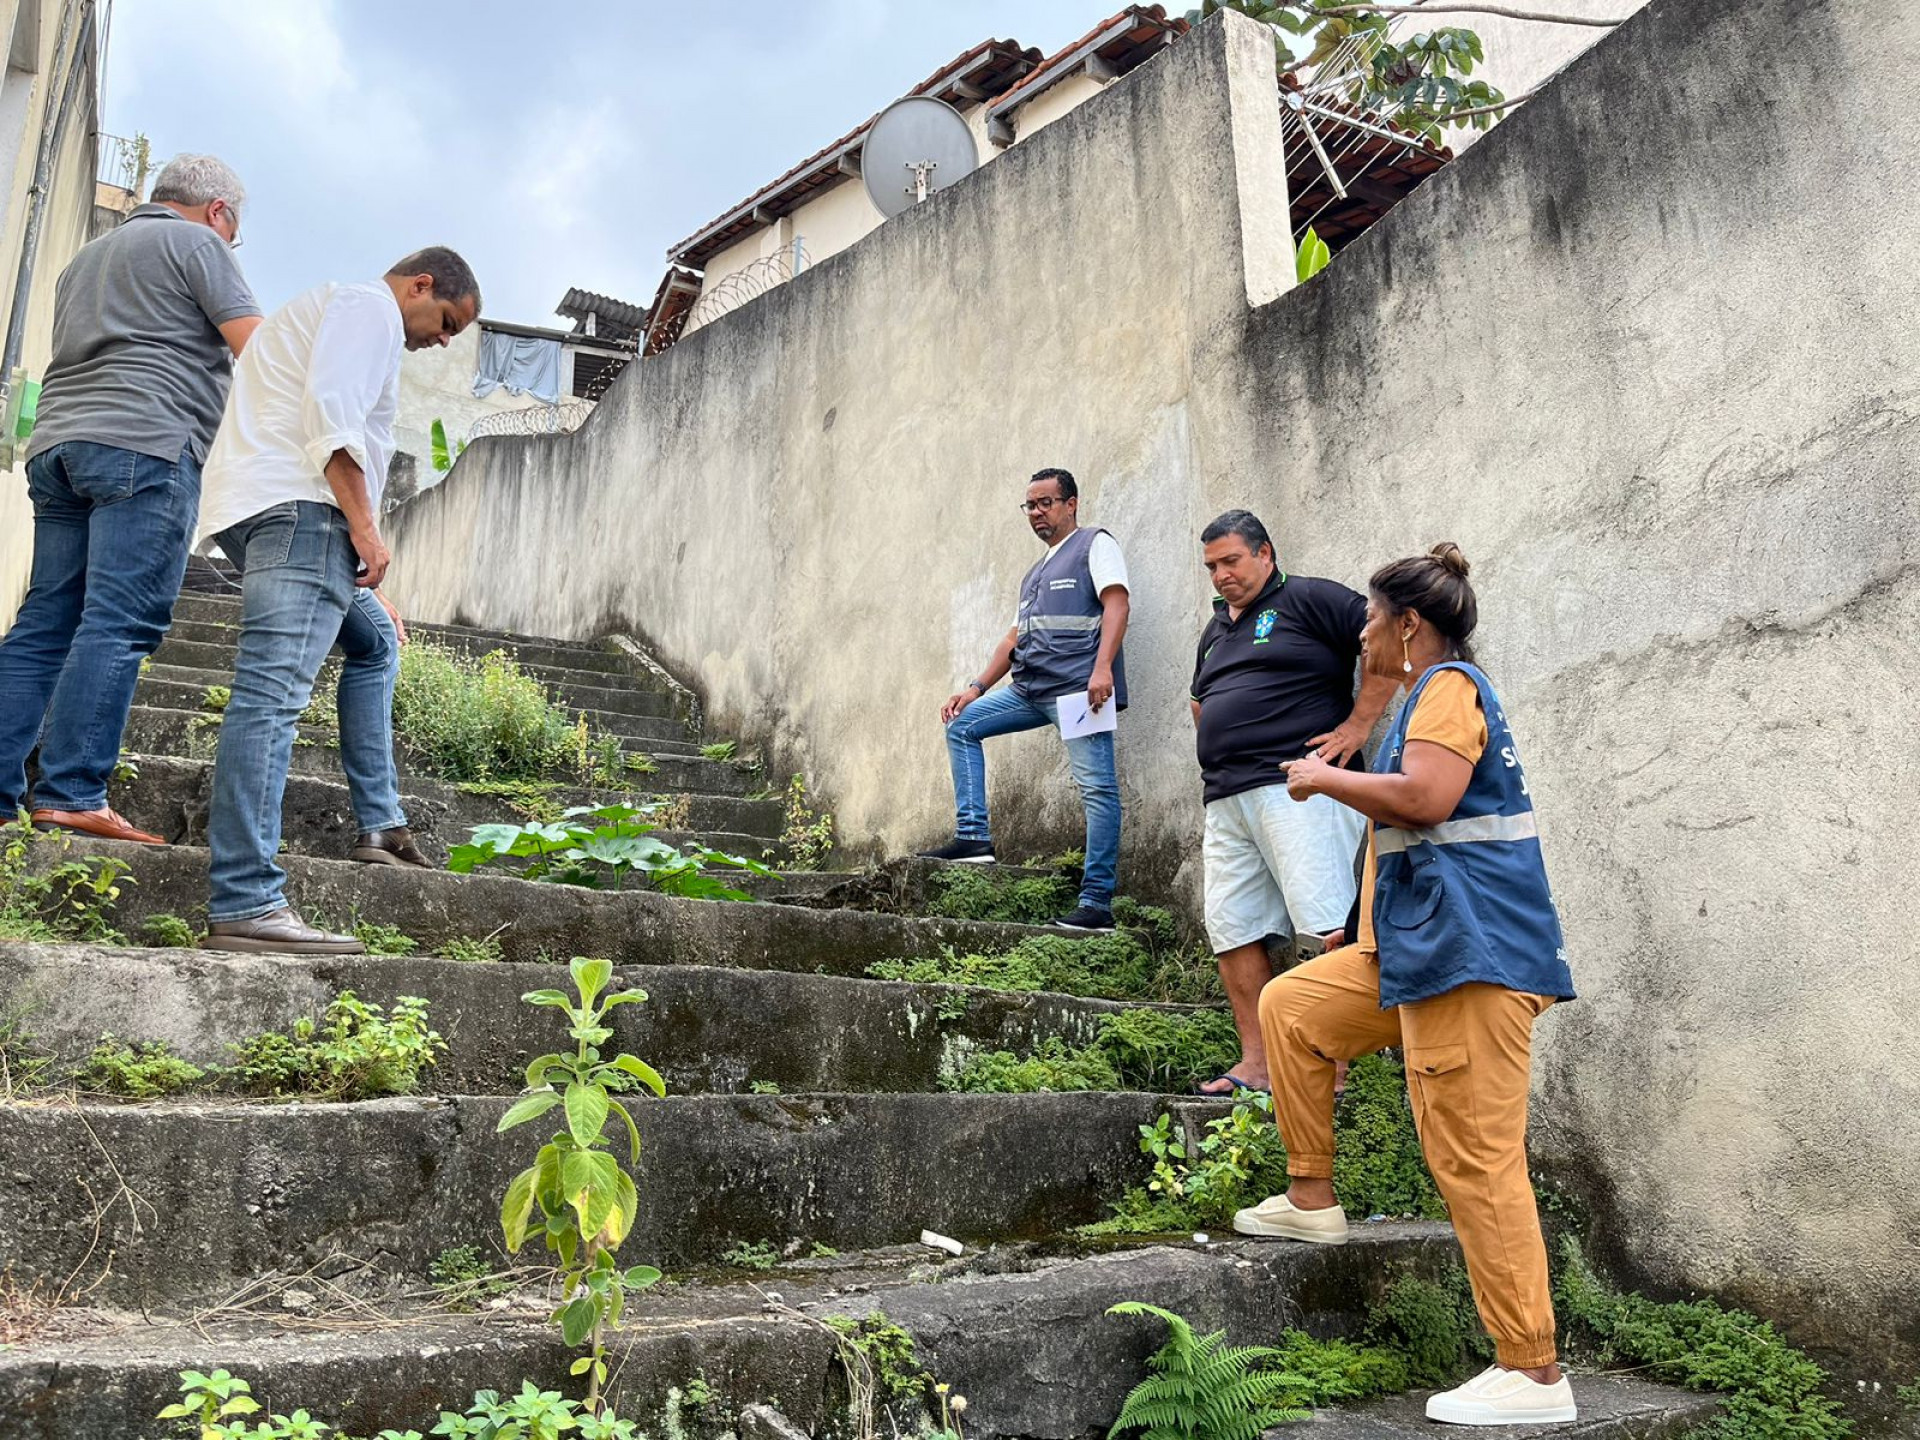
[196,280,403,544]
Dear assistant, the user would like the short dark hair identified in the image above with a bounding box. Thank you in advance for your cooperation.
[1200,508,1272,556]
[1029,467,1077,501]
[386,246,482,309]
[1370,542,1478,663]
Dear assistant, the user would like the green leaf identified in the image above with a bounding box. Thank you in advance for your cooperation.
[498,1089,563,1132]
[600,988,649,1010]
[608,1167,639,1246]
[610,1055,667,1098]
[608,1097,643,1164]
[570,956,615,1005]
[569,1356,594,1376]
[565,1081,611,1146]
[521,988,574,1010]
[524,1053,568,1090]
[430,418,453,472]
[624,1264,662,1288]
[1295,226,1331,282]
[500,1165,539,1251]
[559,1293,597,1346]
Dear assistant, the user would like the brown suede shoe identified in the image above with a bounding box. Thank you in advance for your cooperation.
[31,807,165,845]
[202,908,364,954]
[349,826,432,868]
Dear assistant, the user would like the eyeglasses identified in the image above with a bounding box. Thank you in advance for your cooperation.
[1019,497,1066,514]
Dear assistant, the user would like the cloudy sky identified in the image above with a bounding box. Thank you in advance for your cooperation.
[101,1,1126,325]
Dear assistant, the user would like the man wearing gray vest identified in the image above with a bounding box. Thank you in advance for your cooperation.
[0,154,261,843]
[920,467,1129,931]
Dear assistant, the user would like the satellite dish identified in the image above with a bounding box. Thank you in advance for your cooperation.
[861,96,978,219]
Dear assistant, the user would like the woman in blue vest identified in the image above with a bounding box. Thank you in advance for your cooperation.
[1235,542,1579,1427]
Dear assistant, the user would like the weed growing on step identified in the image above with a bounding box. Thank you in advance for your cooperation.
[429,1244,516,1311]
[825,1313,933,1403]
[392,640,624,786]
[719,1238,781,1270]
[810,1241,840,1258]
[926,866,1076,925]
[1367,1270,1490,1383]
[75,1035,207,1098]
[140,913,197,948]
[1900,1377,1920,1412]
[351,920,419,957]
[1086,1056,1443,1235]
[944,1010,1239,1095]
[779,773,835,871]
[200,684,231,712]
[868,922,1220,1006]
[748,1080,781,1094]
[1106,1300,1312,1436]
[450,803,771,901]
[699,740,737,762]
[498,956,666,1414]
[0,821,131,943]
[158,1371,649,1440]
[1555,1236,1854,1440]
[0,1007,55,1098]
[623,752,658,777]
[228,992,444,1101]
[441,931,506,964]
[454,778,568,822]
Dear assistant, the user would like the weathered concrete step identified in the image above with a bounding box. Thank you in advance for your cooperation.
[30,839,1067,981]
[0,1090,1174,1306]
[163,614,644,679]
[1283,1377,1717,1439]
[0,942,1191,1096]
[0,1229,1489,1440]
[150,637,680,719]
[121,702,710,765]
[101,753,781,862]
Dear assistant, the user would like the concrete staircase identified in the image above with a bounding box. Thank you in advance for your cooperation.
[0,593,1714,1438]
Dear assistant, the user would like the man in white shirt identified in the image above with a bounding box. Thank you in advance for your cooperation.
[198,248,480,954]
[919,467,1130,932]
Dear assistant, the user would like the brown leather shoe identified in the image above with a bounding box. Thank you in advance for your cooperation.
[202,908,365,954]
[31,807,165,845]
[349,826,433,868]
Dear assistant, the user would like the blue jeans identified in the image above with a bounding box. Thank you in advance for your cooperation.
[206,501,406,922]
[943,685,1120,910]
[0,441,200,813]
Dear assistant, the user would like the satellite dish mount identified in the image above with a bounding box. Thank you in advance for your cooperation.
[862,96,978,220]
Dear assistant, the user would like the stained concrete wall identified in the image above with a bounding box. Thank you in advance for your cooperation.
[384,0,1920,1376]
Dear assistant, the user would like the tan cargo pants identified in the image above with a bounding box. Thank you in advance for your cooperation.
[1256,944,1558,1370]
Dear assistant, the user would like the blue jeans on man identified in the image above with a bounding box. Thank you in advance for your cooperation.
[943,685,1120,911]
[205,500,407,923]
[0,441,200,820]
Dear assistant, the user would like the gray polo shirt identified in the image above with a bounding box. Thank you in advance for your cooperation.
[27,203,261,466]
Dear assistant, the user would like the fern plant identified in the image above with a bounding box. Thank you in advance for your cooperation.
[1106,1302,1309,1440]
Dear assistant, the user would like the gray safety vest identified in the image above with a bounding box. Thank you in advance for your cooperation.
[1011,526,1128,710]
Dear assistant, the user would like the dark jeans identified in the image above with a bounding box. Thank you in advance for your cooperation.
[206,500,404,922]
[0,441,200,813]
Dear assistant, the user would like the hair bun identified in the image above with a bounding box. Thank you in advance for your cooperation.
[1429,542,1470,579]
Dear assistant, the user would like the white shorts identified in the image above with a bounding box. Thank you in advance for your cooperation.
[1202,783,1365,953]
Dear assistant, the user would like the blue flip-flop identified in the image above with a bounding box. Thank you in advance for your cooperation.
[1194,1073,1269,1097]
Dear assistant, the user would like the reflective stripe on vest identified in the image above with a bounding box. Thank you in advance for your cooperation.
[1017,614,1103,635]
[1375,811,1539,855]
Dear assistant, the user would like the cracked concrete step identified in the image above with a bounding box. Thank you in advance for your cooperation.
[121,703,711,765]
[26,839,1069,981]
[0,941,1199,1096]
[1282,1376,1717,1439]
[103,753,782,856]
[0,1231,1465,1440]
[148,640,683,721]
[0,1090,1177,1307]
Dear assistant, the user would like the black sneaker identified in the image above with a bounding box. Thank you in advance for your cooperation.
[917,837,997,864]
[1051,905,1115,932]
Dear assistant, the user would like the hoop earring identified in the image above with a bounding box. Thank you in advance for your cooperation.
[1401,634,1413,674]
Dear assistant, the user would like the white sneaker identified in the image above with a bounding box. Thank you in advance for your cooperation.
[1425,1365,1577,1426]
[1230,1192,1349,1244]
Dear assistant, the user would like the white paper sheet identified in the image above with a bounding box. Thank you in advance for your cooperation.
[1056,690,1118,739]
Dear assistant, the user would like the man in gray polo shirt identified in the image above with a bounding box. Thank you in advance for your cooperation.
[0,154,260,843]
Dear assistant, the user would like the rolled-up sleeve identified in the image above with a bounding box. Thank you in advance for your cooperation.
[299,287,400,478]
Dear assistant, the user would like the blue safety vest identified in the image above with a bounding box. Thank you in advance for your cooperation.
[1372,662,1576,1009]
[1011,526,1128,710]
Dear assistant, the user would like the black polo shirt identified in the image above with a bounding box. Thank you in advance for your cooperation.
[1190,569,1368,804]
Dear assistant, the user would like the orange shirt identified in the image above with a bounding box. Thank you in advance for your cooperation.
[1356,669,1489,955]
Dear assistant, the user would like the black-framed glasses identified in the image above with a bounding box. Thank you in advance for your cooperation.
[1019,497,1065,514]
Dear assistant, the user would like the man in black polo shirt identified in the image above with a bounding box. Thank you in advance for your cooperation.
[1189,510,1394,1097]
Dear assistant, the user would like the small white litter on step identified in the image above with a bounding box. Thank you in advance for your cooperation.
[1192,1233,1210,1244]
[920,1229,964,1256]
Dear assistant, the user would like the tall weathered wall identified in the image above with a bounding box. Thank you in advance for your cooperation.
[384,0,1920,1375]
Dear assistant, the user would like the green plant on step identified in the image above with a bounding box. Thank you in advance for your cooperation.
[748,1079,781,1095]
[111,753,141,785]
[0,1005,54,1098]
[0,822,133,944]
[74,1034,206,1098]
[943,1009,1239,1095]
[943,1036,1121,1094]
[140,913,197,948]
[720,1238,780,1270]
[925,866,1075,925]
[449,803,771,901]
[868,924,1219,1006]
[226,991,445,1101]
[393,639,623,786]
[1900,1377,1920,1413]
[825,1313,933,1403]
[1554,1236,1853,1440]
[159,1368,262,1438]
[155,1371,646,1440]
[1105,1301,1311,1439]
[779,772,834,871]
[201,684,231,712]
[429,1244,516,1312]
[498,956,666,1414]
[441,930,506,964]
[698,740,736,762]
[622,752,657,776]
[351,920,419,957]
